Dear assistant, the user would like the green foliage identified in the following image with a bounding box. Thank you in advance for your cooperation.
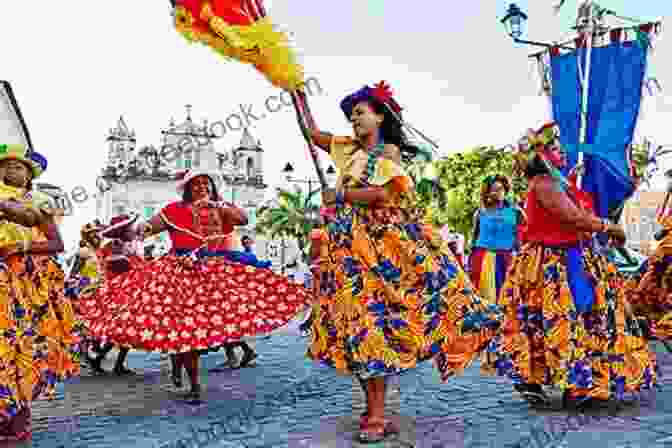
[428,147,527,247]
[255,188,320,261]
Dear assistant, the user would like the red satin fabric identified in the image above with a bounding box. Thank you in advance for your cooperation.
[176,0,255,27]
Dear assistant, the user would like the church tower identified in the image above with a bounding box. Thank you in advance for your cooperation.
[105,116,136,167]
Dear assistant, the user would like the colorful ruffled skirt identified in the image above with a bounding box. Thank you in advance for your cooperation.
[0,254,81,441]
[626,253,672,340]
[468,247,513,303]
[307,205,503,381]
[78,249,308,353]
[482,242,656,401]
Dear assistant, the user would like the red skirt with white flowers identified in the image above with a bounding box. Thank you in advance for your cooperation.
[77,255,309,353]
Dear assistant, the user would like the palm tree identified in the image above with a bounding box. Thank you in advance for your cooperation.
[255,187,321,262]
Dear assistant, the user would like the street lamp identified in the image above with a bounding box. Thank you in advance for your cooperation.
[500,3,574,50]
[282,162,336,194]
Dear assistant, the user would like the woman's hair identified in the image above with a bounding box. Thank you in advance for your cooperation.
[524,154,551,179]
[362,99,419,164]
[182,175,219,203]
[480,175,510,206]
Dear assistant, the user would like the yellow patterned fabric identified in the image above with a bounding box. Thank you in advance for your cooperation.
[482,243,656,400]
[0,183,80,440]
[0,184,45,249]
[174,4,304,91]
[308,137,502,380]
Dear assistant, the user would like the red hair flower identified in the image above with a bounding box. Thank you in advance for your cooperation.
[372,81,402,113]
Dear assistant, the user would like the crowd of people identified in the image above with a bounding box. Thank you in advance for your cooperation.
[1,82,670,443]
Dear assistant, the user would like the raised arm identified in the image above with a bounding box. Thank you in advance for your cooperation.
[308,128,333,153]
[139,214,169,240]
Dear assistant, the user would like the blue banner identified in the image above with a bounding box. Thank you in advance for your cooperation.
[550,40,648,220]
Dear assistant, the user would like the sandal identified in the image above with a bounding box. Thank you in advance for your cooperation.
[359,413,400,434]
[357,420,387,444]
[236,351,258,369]
[171,371,183,388]
[113,366,135,376]
[185,385,202,403]
[86,355,106,375]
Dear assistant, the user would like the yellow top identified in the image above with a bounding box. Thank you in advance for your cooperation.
[0,183,53,247]
[329,136,412,194]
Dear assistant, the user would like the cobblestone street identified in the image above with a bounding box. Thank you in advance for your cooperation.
[24,319,672,447]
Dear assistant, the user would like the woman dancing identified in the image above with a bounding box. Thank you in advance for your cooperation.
[304,81,502,443]
[73,215,145,375]
[469,175,525,303]
[625,177,672,342]
[484,123,656,408]
[78,169,308,401]
[0,145,79,441]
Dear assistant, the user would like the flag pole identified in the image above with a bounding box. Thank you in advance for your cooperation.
[576,1,598,190]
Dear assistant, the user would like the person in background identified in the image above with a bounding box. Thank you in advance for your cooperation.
[468,175,525,304]
[440,225,465,268]
[217,235,262,369]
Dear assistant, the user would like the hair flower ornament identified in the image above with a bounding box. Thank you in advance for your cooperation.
[371,81,403,113]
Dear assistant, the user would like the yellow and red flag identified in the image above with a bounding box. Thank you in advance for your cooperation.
[172,0,304,91]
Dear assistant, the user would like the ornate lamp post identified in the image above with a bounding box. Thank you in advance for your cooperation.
[500,3,573,50]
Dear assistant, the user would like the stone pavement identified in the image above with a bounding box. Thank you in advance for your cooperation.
[22,320,672,447]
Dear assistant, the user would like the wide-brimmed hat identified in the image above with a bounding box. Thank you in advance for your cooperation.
[0,144,46,178]
[339,81,403,119]
[100,213,139,239]
[175,169,221,193]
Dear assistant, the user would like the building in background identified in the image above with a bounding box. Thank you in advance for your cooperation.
[95,105,297,268]
[620,190,665,255]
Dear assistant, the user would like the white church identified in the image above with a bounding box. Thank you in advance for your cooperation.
[95,105,299,267]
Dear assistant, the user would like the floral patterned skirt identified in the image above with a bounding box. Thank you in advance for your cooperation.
[626,254,672,340]
[0,254,81,440]
[307,208,502,381]
[482,243,656,400]
[78,254,308,353]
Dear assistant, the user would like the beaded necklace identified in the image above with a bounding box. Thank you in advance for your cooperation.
[361,143,385,185]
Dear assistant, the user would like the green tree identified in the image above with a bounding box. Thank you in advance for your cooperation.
[255,188,320,262]
[427,147,526,247]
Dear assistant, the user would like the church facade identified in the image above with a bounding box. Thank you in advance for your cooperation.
[95,106,295,265]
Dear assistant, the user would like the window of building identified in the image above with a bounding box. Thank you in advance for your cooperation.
[246,157,254,178]
[247,207,256,227]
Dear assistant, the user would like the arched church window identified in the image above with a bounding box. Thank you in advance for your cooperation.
[246,157,254,179]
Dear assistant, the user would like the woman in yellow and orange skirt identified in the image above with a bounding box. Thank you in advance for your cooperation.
[625,183,672,341]
[482,124,656,409]
[305,81,502,443]
[0,145,79,441]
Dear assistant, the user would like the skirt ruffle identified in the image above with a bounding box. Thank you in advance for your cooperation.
[627,254,672,340]
[0,254,80,440]
[307,207,502,381]
[482,243,656,400]
[78,255,308,353]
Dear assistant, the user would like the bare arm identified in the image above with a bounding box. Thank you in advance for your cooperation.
[339,144,401,205]
[471,210,481,247]
[140,214,169,239]
[0,200,41,227]
[218,203,248,226]
[308,128,333,153]
[534,176,604,233]
[29,221,65,255]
